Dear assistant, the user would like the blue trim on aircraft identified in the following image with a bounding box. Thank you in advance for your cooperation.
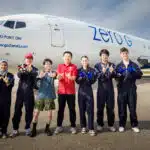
[88,26,132,47]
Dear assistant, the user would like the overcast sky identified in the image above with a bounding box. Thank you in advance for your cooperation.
[0,0,150,39]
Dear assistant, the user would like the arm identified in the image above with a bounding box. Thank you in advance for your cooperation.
[130,64,143,79]
[66,65,78,81]
[57,64,64,81]
[3,74,15,89]
[94,64,104,79]
[8,74,15,89]
[88,70,97,84]
[76,70,86,84]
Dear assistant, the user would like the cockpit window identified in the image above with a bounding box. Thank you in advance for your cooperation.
[4,20,15,29]
[15,21,26,29]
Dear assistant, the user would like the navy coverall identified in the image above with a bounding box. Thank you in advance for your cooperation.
[116,61,143,127]
[12,66,38,130]
[76,67,97,130]
[0,73,14,134]
[95,62,115,127]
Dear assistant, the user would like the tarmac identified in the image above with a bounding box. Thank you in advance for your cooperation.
[0,78,150,150]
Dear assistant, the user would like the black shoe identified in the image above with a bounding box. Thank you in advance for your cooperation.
[45,124,53,136]
[30,123,37,137]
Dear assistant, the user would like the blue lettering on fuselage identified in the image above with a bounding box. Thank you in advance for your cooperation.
[88,26,132,47]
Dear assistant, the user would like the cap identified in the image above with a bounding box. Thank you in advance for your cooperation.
[25,53,33,59]
[0,58,8,64]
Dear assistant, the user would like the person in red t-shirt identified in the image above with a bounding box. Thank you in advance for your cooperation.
[54,51,77,134]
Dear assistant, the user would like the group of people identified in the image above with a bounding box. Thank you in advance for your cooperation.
[0,47,143,139]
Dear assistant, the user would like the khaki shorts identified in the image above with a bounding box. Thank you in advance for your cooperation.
[35,99,55,111]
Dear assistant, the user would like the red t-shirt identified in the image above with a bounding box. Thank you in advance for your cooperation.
[57,63,77,94]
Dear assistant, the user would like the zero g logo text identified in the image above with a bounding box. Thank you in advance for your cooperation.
[89,26,132,47]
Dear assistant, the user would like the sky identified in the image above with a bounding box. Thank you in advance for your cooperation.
[0,0,150,40]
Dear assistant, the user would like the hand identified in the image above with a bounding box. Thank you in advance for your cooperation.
[39,71,45,78]
[50,72,57,78]
[109,65,114,73]
[65,73,72,80]
[102,67,107,73]
[3,76,9,86]
[57,74,63,80]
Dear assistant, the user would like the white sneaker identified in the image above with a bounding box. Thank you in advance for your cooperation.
[70,127,77,134]
[25,128,31,136]
[89,130,96,136]
[108,126,116,132]
[2,134,7,139]
[119,127,125,132]
[132,127,140,133]
[54,127,63,134]
[97,126,103,132]
[9,130,19,138]
[81,128,86,134]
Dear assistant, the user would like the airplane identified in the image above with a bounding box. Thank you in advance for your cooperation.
[0,14,150,75]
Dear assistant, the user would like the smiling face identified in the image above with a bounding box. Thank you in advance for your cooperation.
[101,53,109,63]
[81,57,89,68]
[25,58,33,66]
[120,51,129,61]
[0,61,8,71]
[44,61,52,72]
[63,53,72,65]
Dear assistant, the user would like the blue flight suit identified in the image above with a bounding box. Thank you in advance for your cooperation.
[76,67,97,130]
[115,60,143,127]
[12,65,38,130]
[0,72,14,134]
[95,62,115,127]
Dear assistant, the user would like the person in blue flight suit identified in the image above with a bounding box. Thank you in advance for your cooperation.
[76,56,97,136]
[95,49,116,132]
[0,59,14,139]
[10,53,38,138]
[116,47,143,133]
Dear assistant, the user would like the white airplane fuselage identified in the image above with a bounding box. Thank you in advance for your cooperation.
[0,14,150,69]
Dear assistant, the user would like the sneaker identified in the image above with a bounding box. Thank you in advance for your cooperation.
[89,130,96,136]
[70,127,77,134]
[132,127,140,133]
[10,130,19,138]
[108,126,116,132]
[119,127,125,132]
[26,128,31,136]
[97,126,103,132]
[2,134,7,139]
[54,127,63,134]
[81,128,87,134]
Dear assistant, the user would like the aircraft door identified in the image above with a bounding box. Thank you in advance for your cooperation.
[47,17,65,47]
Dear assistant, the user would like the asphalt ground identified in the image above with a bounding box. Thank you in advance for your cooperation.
[0,78,150,150]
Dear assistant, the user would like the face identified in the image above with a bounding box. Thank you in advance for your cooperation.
[81,57,89,68]
[44,61,52,71]
[120,51,129,61]
[63,53,72,64]
[25,58,33,65]
[0,62,8,71]
[101,53,109,63]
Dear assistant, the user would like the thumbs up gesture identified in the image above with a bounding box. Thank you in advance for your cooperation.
[109,65,114,73]
[3,76,9,86]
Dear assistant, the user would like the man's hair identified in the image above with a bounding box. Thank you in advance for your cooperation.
[81,55,89,60]
[63,51,73,58]
[120,47,129,53]
[43,58,53,65]
[99,49,110,56]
